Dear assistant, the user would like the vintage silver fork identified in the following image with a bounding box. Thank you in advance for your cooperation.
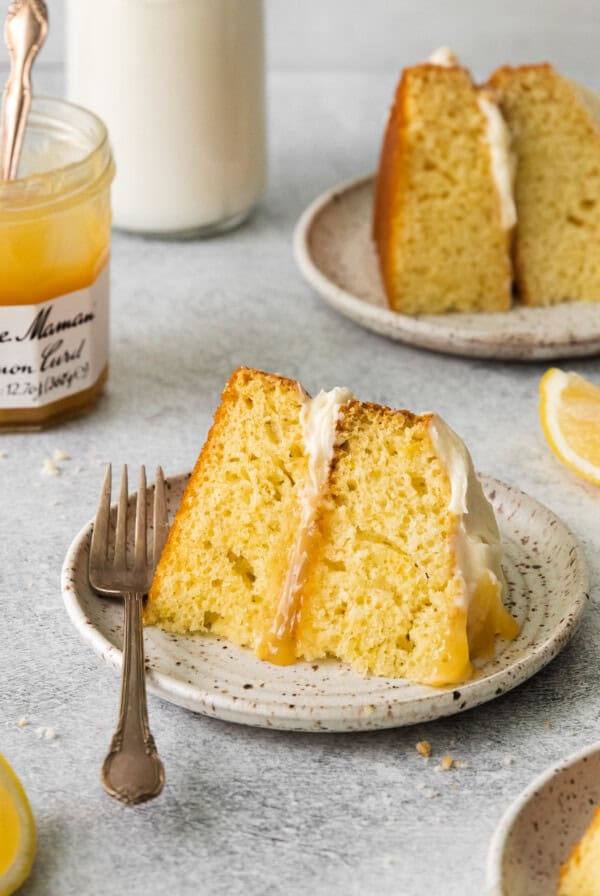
[89,464,168,805]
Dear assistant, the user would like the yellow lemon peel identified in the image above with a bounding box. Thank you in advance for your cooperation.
[0,753,36,896]
[540,368,600,486]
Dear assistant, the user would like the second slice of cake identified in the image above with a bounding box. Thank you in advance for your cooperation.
[146,368,519,686]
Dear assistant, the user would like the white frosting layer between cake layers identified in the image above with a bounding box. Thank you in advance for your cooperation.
[267,387,354,646]
[301,387,354,496]
[477,91,517,230]
[428,414,507,611]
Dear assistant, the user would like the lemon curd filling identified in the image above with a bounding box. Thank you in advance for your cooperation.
[257,386,354,664]
[0,97,114,430]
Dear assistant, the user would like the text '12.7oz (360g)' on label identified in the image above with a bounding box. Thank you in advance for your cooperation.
[0,266,109,408]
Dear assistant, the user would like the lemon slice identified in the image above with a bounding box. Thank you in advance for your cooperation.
[540,368,600,486]
[0,754,36,896]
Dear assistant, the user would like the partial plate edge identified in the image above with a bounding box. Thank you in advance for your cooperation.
[485,740,600,896]
[294,174,600,361]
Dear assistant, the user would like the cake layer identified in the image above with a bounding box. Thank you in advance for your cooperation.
[373,62,513,314]
[146,368,309,649]
[490,64,600,306]
[296,403,517,685]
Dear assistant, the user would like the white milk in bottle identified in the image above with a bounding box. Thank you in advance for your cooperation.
[66,0,266,236]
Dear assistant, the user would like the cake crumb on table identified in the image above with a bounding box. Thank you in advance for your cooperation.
[416,740,431,758]
[440,754,454,771]
[17,718,29,727]
[502,755,515,766]
[41,459,60,477]
[34,726,57,740]
[53,449,70,462]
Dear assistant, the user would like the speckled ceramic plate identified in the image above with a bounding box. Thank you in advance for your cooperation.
[61,472,588,732]
[487,741,600,895]
[294,175,600,361]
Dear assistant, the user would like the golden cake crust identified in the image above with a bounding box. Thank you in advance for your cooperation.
[373,64,464,299]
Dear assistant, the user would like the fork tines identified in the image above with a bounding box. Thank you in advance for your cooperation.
[90,465,168,579]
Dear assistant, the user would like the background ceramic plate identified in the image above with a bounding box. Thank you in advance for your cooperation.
[487,741,600,895]
[62,472,588,732]
[294,175,600,361]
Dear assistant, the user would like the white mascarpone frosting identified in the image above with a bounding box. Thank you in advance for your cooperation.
[428,414,506,610]
[427,47,459,67]
[477,90,517,230]
[300,387,354,497]
[266,387,354,647]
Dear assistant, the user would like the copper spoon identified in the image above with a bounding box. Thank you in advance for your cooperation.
[0,0,48,180]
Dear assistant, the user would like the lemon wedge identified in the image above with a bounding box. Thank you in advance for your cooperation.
[0,754,36,896]
[540,368,600,486]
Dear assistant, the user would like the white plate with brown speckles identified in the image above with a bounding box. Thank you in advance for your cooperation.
[61,471,588,733]
[487,741,600,895]
[294,175,600,361]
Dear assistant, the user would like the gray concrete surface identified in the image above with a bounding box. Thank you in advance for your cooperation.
[1,67,599,896]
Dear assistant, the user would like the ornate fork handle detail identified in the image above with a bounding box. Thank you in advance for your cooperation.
[101,593,165,805]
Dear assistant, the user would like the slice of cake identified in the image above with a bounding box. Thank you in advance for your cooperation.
[146,368,310,650]
[489,64,600,306]
[373,51,515,314]
[146,368,519,686]
[558,807,600,895]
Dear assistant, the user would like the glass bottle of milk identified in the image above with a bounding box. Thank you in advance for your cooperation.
[66,0,266,237]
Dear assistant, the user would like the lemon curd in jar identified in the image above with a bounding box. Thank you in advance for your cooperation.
[0,97,115,430]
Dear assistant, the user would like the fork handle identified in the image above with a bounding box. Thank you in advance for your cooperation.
[101,592,165,804]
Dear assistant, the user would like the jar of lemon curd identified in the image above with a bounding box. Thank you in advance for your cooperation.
[0,97,114,431]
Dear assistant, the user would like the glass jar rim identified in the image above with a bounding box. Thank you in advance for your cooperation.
[0,96,114,214]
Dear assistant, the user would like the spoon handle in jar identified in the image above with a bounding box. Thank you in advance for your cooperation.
[0,0,48,180]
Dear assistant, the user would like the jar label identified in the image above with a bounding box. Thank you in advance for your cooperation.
[0,265,109,409]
